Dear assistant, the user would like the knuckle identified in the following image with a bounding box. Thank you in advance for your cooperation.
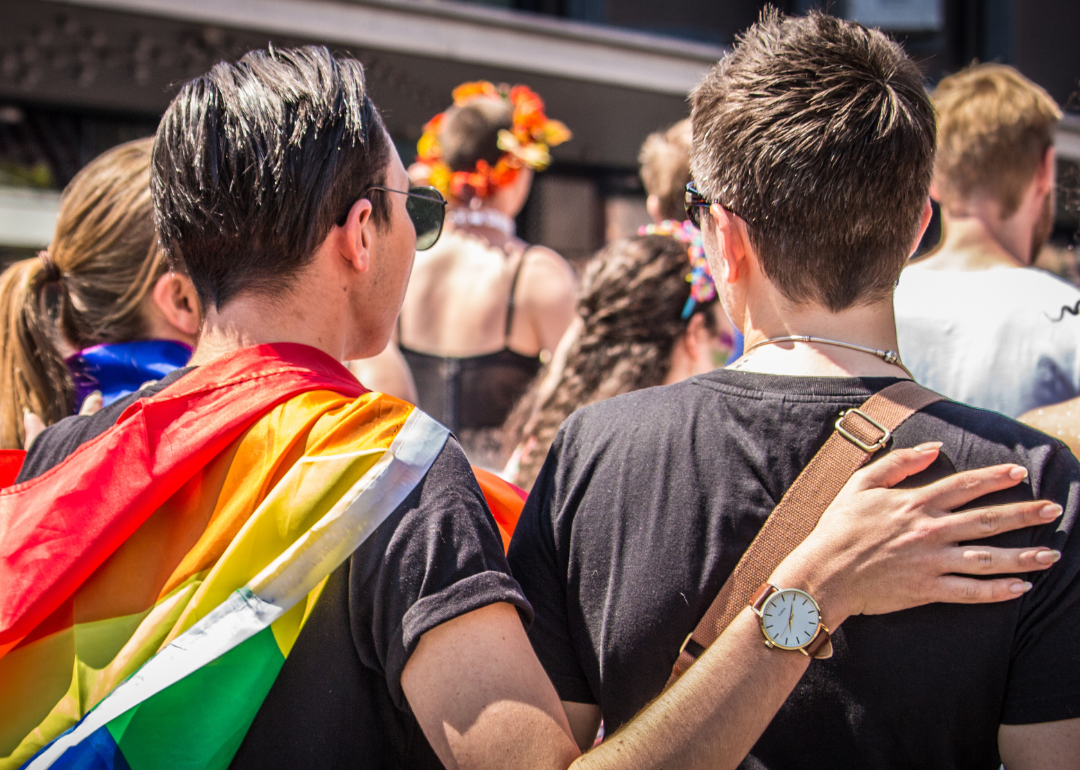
[961,582,981,602]
[911,519,940,543]
[978,509,999,533]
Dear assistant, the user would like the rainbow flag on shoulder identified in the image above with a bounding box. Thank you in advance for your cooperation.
[0,343,491,769]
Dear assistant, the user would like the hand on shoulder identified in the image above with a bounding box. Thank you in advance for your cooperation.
[773,444,1062,629]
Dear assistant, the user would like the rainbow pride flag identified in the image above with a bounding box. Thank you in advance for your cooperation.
[0,344,452,769]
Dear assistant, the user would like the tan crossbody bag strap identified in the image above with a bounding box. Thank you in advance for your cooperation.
[666,380,943,689]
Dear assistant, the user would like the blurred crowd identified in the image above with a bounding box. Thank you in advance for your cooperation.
[3,9,1080,770]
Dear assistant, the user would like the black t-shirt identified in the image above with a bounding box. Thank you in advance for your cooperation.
[21,372,532,769]
[507,369,1080,770]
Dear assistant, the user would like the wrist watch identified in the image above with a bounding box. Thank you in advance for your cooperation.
[750,583,833,659]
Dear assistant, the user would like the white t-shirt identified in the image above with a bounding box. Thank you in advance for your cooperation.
[894,266,1080,418]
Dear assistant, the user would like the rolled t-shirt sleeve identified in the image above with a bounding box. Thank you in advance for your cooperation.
[507,426,596,705]
[347,436,533,709]
[1003,445,1080,724]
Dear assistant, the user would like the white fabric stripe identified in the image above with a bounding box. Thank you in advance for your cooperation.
[28,409,448,770]
[250,408,449,607]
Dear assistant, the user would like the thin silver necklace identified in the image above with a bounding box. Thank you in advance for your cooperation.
[740,335,914,379]
[449,208,516,238]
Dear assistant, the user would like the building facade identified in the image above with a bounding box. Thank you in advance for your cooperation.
[1,0,1077,268]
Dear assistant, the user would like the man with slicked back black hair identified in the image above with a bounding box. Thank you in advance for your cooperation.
[7,41,1067,770]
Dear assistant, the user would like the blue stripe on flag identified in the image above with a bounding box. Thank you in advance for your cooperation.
[26,726,130,770]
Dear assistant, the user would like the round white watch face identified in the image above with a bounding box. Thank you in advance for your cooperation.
[760,589,821,650]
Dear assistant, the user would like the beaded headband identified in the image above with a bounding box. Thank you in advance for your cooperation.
[415,81,571,201]
[637,219,718,320]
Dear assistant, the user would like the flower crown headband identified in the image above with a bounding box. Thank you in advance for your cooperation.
[638,219,718,320]
[415,81,572,201]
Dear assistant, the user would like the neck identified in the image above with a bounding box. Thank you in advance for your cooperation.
[733,297,906,378]
[449,207,516,237]
[190,288,349,367]
[920,206,1031,270]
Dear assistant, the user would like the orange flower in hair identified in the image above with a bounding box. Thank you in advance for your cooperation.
[415,81,572,200]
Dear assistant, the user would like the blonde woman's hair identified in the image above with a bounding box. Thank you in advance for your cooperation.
[638,118,692,222]
[933,63,1062,217]
[0,137,172,448]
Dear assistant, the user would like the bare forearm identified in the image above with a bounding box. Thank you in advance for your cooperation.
[572,609,810,770]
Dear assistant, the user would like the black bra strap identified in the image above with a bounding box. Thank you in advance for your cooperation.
[505,249,529,342]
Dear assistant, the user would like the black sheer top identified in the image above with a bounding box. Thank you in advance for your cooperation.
[401,255,541,436]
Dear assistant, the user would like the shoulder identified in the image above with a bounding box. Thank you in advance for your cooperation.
[923,398,1063,445]
[557,379,705,455]
[16,373,187,483]
[917,397,1077,484]
[1011,267,1080,299]
[518,246,575,304]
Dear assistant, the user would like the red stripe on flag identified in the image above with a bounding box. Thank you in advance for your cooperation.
[0,449,26,488]
[0,344,362,660]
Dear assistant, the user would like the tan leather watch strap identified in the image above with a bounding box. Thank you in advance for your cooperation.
[666,380,943,689]
[804,623,832,659]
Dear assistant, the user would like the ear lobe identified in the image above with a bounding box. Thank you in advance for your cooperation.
[1036,146,1056,196]
[706,203,745,285]
[646,195,662,224]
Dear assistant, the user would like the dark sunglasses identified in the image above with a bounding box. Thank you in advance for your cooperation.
[685,182,745,229]
[336,185,447,251]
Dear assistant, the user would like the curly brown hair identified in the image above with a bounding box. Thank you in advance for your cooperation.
[505,234,718,491]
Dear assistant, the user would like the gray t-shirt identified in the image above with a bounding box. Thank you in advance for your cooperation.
[894,266,1080,417]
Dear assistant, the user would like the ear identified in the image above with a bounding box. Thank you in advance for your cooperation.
[682,312,708,362]
[340,197,375,274]
[929,180,942,203]
[910,198,934,256]
[1034,146,1056,198]
[151,272,201,339]
[703,202,750,285]
[646,194,662,224]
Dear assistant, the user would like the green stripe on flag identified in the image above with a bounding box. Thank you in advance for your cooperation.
[107,626,284,770]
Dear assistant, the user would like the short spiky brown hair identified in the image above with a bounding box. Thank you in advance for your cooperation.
[690,10,935,311]
[933,63,1061,218]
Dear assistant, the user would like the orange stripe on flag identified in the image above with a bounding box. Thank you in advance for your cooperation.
[472,467,526,553]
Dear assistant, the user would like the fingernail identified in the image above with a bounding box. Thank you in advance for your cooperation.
[1009,466,1029,480]
[1035,550,1061,564]
[914,442,943,452]
[1040,503,1062,519]
[89,390,102,400]
[1009,581,1033,594]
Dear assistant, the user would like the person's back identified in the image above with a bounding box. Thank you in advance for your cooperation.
[509,12,1080,769]
[503,231,731,491]
[896,263,1080,416]
[0,48,527,770]
[512,374,1075,768]
[894,63,1071,417]
[401,83,576,468]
